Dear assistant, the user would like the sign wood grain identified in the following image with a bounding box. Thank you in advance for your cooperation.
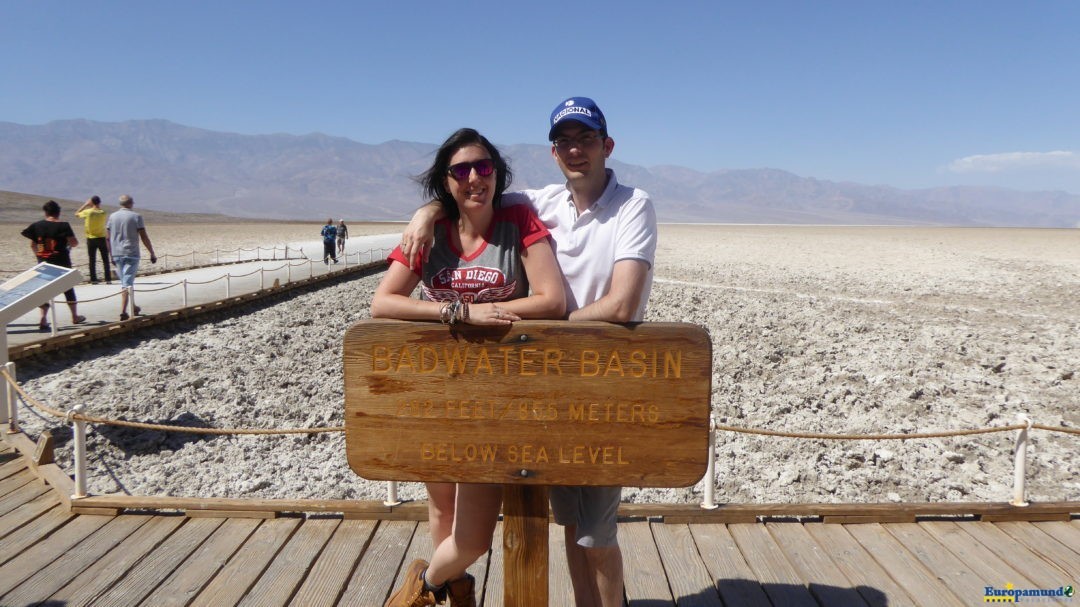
[344,320,711,487]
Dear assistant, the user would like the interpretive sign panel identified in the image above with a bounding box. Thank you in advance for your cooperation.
[344,319,712,487]
[0,263,83,322]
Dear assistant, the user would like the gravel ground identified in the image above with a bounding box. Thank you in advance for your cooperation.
[9,224,1079,506]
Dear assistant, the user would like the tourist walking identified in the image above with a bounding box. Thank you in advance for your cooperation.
[107,194,157,320]
[403,97,657,607]
[21,200,87,330]
[336,219,348,257]
[375,128,565,607]
[320,219,338,264]
[74,195,111,284]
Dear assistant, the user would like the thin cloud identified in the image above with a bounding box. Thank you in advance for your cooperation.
[948,151,1080,173]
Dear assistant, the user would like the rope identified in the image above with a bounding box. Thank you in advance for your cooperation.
[134,282,183,293]
[1,369,343,435]
[714,423,1029,440]
[3,367,1075,441]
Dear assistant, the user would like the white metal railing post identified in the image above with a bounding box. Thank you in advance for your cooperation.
[1011,413,1033,507]
[285,245,289,260]
[226,274,232,298]
[260,268,265,290]
[384,481,402,506]
[701,414,718,509]
[237,249,242,263]
[309,260,314,279]
[50,297,58,336]
[3,362,15,431]
[287,262,292,283]
[129,286,137,316]
[69,405,87,498]
[183,279,189,307]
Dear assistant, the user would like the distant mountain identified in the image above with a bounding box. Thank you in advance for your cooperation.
[2,119,1078,227]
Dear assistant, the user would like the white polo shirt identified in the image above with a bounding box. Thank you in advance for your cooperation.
[502,169,658,319]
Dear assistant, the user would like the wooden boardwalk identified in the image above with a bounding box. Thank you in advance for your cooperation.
[2,445,1079,606]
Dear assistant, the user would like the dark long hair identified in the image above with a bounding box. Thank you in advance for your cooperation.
[417,128,513,220]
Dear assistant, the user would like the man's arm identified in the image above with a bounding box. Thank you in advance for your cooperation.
[567,259,650,322]
[400,200,445,267]
[138,228,157,263]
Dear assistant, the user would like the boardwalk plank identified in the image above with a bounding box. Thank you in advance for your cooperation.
[766,522,871,607]
[0,468,34,498]
[0,514,149,606]
[88,517,224,607]
[338,520,416,606]
[0,479,49,517]
[0,501,73,567]
[803,523,916,607]
[46,514,187,604]
[620,520,673,604]
[1031,520,1080,554]
[729,522,818,607]
[921,521,1038,590]
[143,517,262,607]
[0,453,29,481]
[191,517,301,606]
[882,523,988,603]
[993,521,1080,579]
[239,518,340,606]
[845,523,964,607]
[0,491,60,545]
[289,519,377,607]
[483,520,506,607]
[652,523,722,606]
[0,513,113,597]
[546,522,574,607]
[689,523,772,607]
[958,521,1073,584]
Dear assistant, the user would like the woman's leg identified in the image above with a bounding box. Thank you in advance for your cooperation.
[425,483,502,585]
[426,482,456,548]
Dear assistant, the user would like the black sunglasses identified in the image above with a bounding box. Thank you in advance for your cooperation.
[447,159,496,181]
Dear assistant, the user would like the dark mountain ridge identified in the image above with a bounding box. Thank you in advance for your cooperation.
[2,119,1078,227]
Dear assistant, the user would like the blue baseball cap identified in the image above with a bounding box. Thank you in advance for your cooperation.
[548,96,607,141]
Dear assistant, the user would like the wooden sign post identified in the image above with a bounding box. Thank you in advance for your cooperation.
[344,319,712,604]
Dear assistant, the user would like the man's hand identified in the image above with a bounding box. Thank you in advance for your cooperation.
[400,201,442,267]
[150,254,157,264]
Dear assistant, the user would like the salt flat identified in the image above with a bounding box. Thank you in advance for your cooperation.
[8,224,1079,505]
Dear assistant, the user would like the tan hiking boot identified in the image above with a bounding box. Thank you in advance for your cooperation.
[384,559,441,607]
[446,574,476,607]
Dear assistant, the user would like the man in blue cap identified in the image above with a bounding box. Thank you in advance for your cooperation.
[402,96,657,607]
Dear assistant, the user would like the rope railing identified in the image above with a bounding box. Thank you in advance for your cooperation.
[2,365,1074,510]
[18,250,392,336]
[0,244,307,278]
[3,243,393,276]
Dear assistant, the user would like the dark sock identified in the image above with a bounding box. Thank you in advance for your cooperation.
[421,570,447,601]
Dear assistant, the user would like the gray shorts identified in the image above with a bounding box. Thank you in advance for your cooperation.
[549,486,621,548]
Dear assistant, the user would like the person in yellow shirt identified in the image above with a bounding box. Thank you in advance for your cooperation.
[75,195,111,284]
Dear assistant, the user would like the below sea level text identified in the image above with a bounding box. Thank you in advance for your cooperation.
[421,442,630,465]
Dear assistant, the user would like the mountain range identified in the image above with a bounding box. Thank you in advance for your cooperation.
[2,119,1078,227]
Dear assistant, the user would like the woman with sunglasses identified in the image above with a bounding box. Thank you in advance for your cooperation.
[373,127,565,607]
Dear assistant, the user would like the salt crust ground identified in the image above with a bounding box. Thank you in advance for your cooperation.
[11,224,1079,506]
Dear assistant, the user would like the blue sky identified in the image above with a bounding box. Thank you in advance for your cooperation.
[3,1,1079,194]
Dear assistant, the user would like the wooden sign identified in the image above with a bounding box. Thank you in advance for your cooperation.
[344,319,711,487]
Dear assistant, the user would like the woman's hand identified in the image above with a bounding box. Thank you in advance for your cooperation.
[467,303,520,325]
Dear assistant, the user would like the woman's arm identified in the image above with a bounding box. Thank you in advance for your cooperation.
[370,262,433,320]
[472,238,565,321]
